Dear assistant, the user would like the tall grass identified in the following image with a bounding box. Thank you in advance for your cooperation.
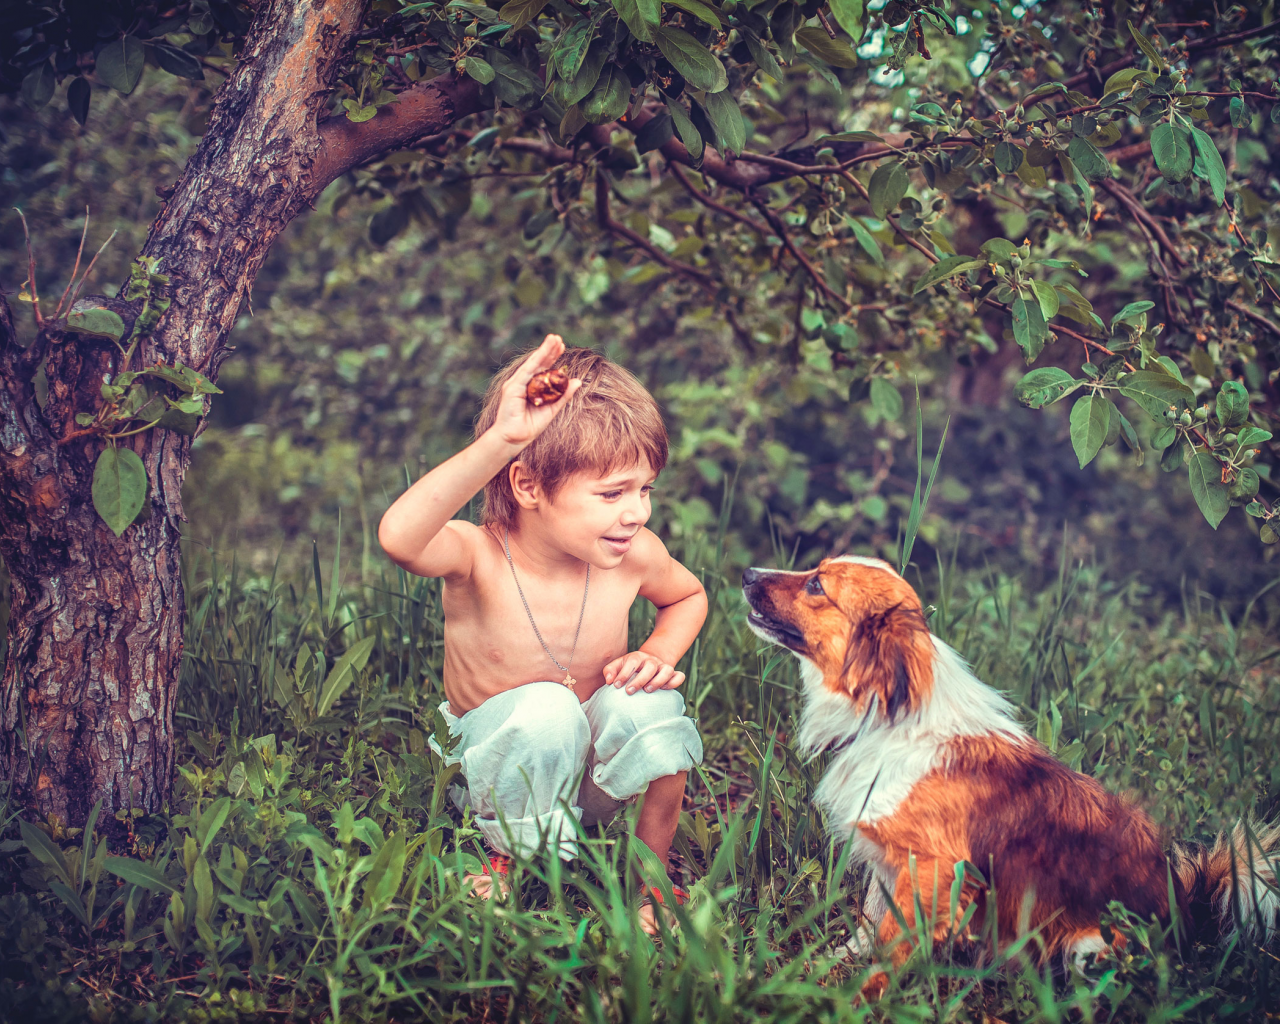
[2,510,1279,1022]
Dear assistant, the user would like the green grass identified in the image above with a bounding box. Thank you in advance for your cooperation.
[2,522,1279,1022]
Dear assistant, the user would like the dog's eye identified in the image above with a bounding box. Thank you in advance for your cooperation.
[804,574,826,597]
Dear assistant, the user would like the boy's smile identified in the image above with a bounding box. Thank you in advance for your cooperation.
[506,456,656,569]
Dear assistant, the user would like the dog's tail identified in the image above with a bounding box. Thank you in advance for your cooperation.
[1171,819,1280,940]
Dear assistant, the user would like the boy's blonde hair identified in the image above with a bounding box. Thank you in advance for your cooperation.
[475,347,668,529]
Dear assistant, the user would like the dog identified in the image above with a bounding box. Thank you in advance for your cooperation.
[743,555,1279,998]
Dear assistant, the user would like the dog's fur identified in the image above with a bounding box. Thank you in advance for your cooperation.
[743,556,1279,997]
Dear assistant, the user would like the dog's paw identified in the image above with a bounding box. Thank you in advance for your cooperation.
[842,922,877,961]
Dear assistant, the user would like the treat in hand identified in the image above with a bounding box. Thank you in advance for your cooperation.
[526,367,570,407]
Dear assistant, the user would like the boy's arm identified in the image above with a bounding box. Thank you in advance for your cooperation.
[604,532,708,694]
[378,334,581,578]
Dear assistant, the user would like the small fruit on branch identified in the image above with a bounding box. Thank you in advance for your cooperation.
[527,368,569,407]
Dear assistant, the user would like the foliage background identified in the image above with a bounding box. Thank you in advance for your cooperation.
[2,3,1280,1019]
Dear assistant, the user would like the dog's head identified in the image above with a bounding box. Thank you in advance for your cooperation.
[742,556,934,722]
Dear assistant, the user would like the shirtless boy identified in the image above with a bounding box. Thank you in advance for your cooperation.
[378,334,707,933]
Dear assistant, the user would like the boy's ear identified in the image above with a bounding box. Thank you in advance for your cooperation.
[508,461,540,510]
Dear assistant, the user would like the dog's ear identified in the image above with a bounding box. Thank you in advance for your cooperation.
[842,603,933,721]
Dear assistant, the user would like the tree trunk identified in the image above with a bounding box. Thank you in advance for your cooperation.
[0,0,482,828]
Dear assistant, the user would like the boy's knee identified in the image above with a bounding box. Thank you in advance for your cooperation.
[587,684,687,735]
[585,686,702,801]
[502,682,589,754]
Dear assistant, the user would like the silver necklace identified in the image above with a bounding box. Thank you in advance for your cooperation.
[503,528,590,691]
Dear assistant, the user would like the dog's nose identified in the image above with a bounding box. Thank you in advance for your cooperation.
[742,567,762,587]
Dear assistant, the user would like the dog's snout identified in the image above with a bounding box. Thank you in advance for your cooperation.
[742,567,763,588]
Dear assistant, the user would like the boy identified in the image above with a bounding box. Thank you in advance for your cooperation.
[378,335,706,933]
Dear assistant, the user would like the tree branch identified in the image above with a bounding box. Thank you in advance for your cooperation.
[593,168,716,292]
[1227,299,1280,338]
[311,74,486,193]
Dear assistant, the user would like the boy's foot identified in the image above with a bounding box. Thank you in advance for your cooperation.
[463,854,511,899]
[638,883,688,936]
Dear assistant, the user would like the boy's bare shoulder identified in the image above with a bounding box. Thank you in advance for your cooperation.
[409,517,488,581]
[628,527,671,564]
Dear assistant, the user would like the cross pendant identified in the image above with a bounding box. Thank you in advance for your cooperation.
[563,674,576,691]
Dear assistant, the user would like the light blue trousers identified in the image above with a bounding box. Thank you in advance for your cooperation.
[436,682,702,860]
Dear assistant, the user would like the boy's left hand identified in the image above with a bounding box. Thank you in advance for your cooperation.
[603,652,685,694]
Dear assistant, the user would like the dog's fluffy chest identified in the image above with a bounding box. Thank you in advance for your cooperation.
[797,639,1025,862]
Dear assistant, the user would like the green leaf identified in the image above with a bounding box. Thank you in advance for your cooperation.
[1118,369,1194,420]
[555,42,606,106]
[1066,135,1110,180]
[1216,380,1249,428]
[487,50,543,109]
[822,130,884,144]
[66,307,126,341]
[1031,280,1059,319]
[316,635,378,718]
[666,98,704,162]
[141,362,222,396]
[150,42,205,81]
[912,255,982,294]
[193,854,215,922]
[21,61,56,109]
[1150,123,1193,183]
[582,64,630,124]
[49,881,90,926]
[197,797,232,855]
[95,36,146,95]
[1015,367,1080,408]
[742,31,783,82]
[496,0,547,30]
[1127,20,1165,70]
[1236,426,1272,447]
[362,832,407,910]
[344,100,378,123]
[156,395,203,435]
[868,161,908,219]
[845,216,882,265]
[1070,392,1111,468]
[104,856,178,894]
[464,55,495,84]
[1011,290,1052,361]
[1229,96,1250,128]
[794,27,858,69]
[613,0,660,42]
[1116,409,1142,462]
[1102,67,1144,97]
[994,141,1023,174]
[1187,452,1229,529]
[703,90,746,155]
[20,820,72,887]
[869,378,902,420]
[551,19,594,80]
[664,0,724,27]
[67,76,91,125]
[979,237,1018,261]
[826,0,866,42]
[655,27,727,93]
[1110,300,1154,330]
[92,448,148,537]
[635,113,673,154]
[1189,127,1226,206]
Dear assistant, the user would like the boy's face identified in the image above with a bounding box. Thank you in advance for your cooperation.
[537,460,656,568]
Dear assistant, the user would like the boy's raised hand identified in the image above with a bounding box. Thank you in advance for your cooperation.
[491,334,582,450]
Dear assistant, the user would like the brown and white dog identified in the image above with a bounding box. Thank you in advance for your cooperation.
[743,556,1279,997]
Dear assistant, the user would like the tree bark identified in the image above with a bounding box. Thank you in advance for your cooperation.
[0,0,483,828]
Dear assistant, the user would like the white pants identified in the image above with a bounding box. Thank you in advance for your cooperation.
[436,682,703,860]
